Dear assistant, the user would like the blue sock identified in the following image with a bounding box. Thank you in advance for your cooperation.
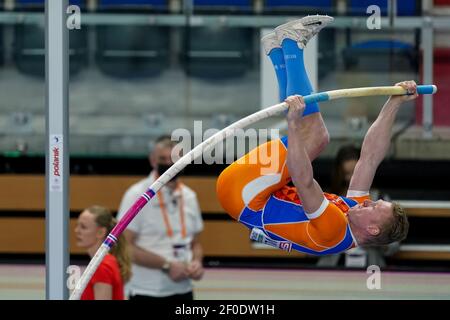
[282,38,319,116]
[268,47,287,102]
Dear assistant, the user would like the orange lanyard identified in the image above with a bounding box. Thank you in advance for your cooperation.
[156,183,186,239]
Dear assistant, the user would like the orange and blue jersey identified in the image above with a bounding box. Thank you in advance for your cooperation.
[216,136,370,256]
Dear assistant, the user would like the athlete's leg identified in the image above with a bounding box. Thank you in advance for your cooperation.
[261,32,287,102]
[216,138,290,220]
[218,16,334,222]
[275,15,334,160]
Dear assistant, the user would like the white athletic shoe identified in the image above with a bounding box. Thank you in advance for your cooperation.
[275,14,334,49]
[261,31,281,56]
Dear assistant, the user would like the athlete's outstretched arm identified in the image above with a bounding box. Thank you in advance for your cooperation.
[286,95,325,214]
[349,80,418,192]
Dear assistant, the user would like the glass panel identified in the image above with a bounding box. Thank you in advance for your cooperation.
[0,19,45,162]
[264,0,336,15]
[68,11,261,158]
[318,27,420,153]
[69,24,185,157]
[0,6,438,161]
[193,0,254,14]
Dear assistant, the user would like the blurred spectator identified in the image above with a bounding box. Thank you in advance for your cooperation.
[118,135,204,300]
[330,145,360,197]
[75,205,131,300]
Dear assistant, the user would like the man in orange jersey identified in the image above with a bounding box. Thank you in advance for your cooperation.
[216,17,410,256]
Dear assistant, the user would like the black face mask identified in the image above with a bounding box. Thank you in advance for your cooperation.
[156,163,183,182]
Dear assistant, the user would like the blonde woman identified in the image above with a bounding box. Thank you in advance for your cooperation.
[75,206,131,300]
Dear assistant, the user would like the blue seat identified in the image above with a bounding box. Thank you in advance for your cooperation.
[96,25,169,78]
[99,0,165,4]
[348,0,420,16]
[350,40,413,50]
[194,0,250,5]
[397,0,420,16]
[16,0,82,3]
[97,0,167,11]
[14,0,88,77]
[184,27,253,79]
[342,40,418,72]
[15,0,84,10]
[95,1,170,78]
[189,1,253,78]
[193,0,253,13]
[344,1,420,73]
[348,0,388,16]
[264,0,334,14]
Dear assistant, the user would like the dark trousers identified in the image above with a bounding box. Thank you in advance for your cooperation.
[129,291,194,301]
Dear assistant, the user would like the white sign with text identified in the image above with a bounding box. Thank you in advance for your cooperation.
[49,135,63,192]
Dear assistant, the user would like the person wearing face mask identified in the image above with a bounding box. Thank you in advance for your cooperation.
[117,135,204,300]
[330,146,360,197]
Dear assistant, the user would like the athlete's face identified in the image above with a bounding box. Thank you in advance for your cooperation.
[348,200,393,236]
[75,210,106,249]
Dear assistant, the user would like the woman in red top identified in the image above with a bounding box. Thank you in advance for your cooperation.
[75,206,131,300]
